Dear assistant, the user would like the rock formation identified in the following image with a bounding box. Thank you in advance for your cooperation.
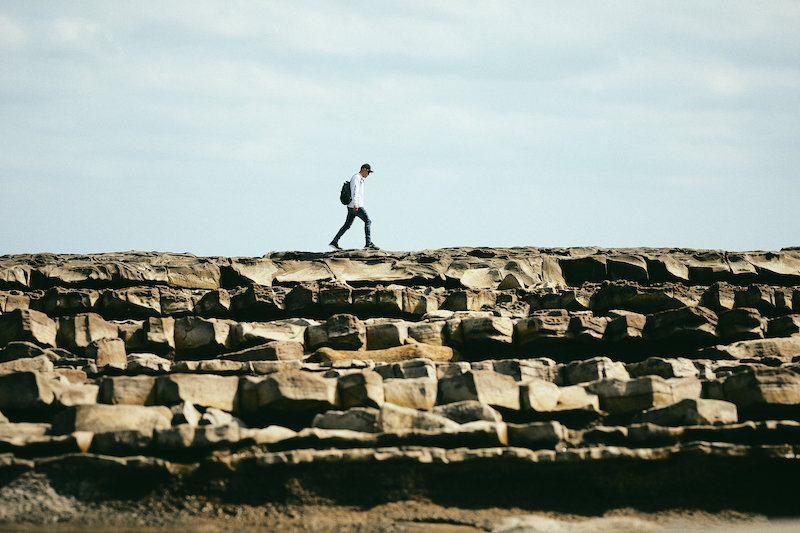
[1,246,800,526]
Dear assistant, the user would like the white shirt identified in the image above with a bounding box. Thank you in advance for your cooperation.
[347,173,365,208]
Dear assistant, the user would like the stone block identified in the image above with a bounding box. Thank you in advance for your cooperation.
[338,370,384,408]
[0,341,54,363]
[602,311,646,342]
[194,289,232,317]
[734,285,778,315]
[432,400,502,424]
[85,338,127,369]
[57,313,118,354]
[158,288,199,316]
[53,404,172,435]
[0,354,54,375]
[559,255,607,284]
[366,320,409,350]
[441,290,496,312]
[700,282,737,313]
[99,376,158,405]
[378,403,458,432]
[723,368,800,407]
[700,337,800,361]
[126,353,172,374]
[491,359,559,382]
[520,379,560,411]
[230,285,283,318]
[143,317,175,354]
[507,421,568,448]
[97,287,161,318]
[438,370,520,410]
[643,306,718,345]
[0,371,56,410]
[586,376,702,415]
[562,356,630,385]
[607,255,648,282]
[38,287,98,316]
[407,320,447,346]
[716,308,766,343]
[553,385,601,413]
[382,377,437,410]
[767,315,800,338]
[221,340,304,361]
[460,316,514,346]
[255,370,337,412]
[171,401,201,426]
[635,398,738,426]
[154,423,241,451]
[306,313,365,351]
[174,317,232,356]
[0,309,57,348]
[312,344,454,363]
[515,310,571,347]
[312,407,380,433]
[626,357,699,379]
[157,374,240,411]
[566,314,609,342]
[200,407,246,427]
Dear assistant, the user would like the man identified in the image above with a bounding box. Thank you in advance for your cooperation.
[330,163,380,251]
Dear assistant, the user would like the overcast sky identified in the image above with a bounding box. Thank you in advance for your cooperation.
[1,1,798,256]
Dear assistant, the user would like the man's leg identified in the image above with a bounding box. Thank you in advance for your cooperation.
[355,208,372,246]
[331,208,356,245]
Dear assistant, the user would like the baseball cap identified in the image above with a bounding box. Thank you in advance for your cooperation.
[361,163,373,173]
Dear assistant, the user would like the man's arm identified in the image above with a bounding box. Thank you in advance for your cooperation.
[350,176,360,210]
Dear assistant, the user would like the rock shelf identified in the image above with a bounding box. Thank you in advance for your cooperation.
[1,247,800,523]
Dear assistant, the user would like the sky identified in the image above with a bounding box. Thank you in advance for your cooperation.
[1,1,799,256]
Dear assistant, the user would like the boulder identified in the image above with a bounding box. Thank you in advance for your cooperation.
[723,368,800,407]
[229,319,309,349]
[0,354,54,375]
[0,371,56,410]
[157,374,240,411]
[312,407,380,433]
[158,288,199,316]
[99,376,158,405]
[173,317,232,356]
[306,313,365,351]
[142,317,175,355]
[716,308,766,342]
[491,359,559,383]
[635,398,738,426]
[221,340,305,361]
[767,315,800,338]
[200,407,246,427]
[57,313,118,354]
[701,282,737,313]
[432,400,503,424]
[438,370,520,410]
[337,370,384,408]
[0,341,56,363]
[626,357,699,379]
[507,421,568,448]
[365,320,409,350]
[562,356,630,385]
[255,370,338,411]
[459,316,514,346]
[553,385,601,413]
[407,321,447,346]
[603,311,646,342]
[0,309,57,348]
[515,310,571,347]
[85,338,127,369]
[586,376,702,415]
[643,306,718,345]
[566,314,609,343]
[378,403,459,432]
[520,379,561,412]
[382,377,437,410]
[194,289,232,317]
[53,404,172,435]
[311,344,455,363]
[126,353,172,374]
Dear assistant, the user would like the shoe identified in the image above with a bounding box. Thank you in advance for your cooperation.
[364,243,380,250]
[329,242,342,251]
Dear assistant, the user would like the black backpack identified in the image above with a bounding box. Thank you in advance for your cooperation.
[339,181,351,205]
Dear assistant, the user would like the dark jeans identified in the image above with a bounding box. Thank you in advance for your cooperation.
[332,207,372,245]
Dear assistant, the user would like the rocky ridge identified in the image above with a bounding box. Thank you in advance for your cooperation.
[1,246,800,525]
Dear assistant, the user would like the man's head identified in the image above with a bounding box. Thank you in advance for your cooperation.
[359,163,373,177]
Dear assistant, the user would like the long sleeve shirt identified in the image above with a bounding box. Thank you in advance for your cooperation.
[347,173,365,208]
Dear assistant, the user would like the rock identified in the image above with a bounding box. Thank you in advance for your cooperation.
[0,354,54,375]
[154,423,241,451]
[459,316,514,346]
[520,379,560,411]
[97,287,161,318]
[0,309,57,348]
[378,403,458,432]
[306,313,365,351]
[602,311,646,342]
[0,341,55,363]
[553,385,601,412]
[53,404,172,435]
[85,338,127,369]
[607,254,649,282]
[375,358,436,380]
[562,356,630,385]
[515,310,571,347]
[126,353,172,374]
[200,407,246,427]
[38,287,98,316]
[194,289,232,317]
[166,263,221,290]
[559,255,607,284]
[407,321,447,346]
[173,317,233,357]
[441,289,496,312]
[254,370,337,412]
[156,374,240,411]
[91,429,152,455]
[365,320,409,350]
[432,400,502,424]
[382,377,437,410]
[159,288,199,316]
[312,407,380,433]
[643,306,718,345]
[0,371,56,410]
[99,376,157,405]
[337,370,384,408]
[566,314,609,343]
[767,315,800,338]
[586,376,702,415]
[229,319,309,349]
[220,340,305,361]
[438,370,520,410]
[491,359,559,383]
[170,401,201,426]
[700,337,800,361]
[311,344,455,363]
[723,368,800,407]
[142,317,175,355]
[735,285,778,315]
[701,282,737,312]
[626,357,699,379]
[507,421,568,448]
[635,398,738,426]
[716,308,766,342]
[57,313,118,354]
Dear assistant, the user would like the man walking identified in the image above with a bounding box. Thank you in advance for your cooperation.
[330,163,380,251]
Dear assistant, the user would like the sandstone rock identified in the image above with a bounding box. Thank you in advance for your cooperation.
[735,285,779,315]
[194,289,232,317]
[520,379,561,412]
[432,400,502,424]
[602,310,646,343]
[0,354,54,375]
[99,376,157,405]
[306,313,365,351]
[515,310,571,347]
[553,385,601,412]
[53,404,171,435]
[221,340,304,361]
[174,317,233,356]
[157,374,239,411]
[459,316,514,347]
[716,308,766,342]
[0,309,57,348]
[767,315,800,338]
[559,255,607,284]
[491,359,559,383]
[0,341,56,363]
[227,258,279,286]
[700,337,800,361]
[507,421,567,448]
[230,319,309,349]
[166,263,221,290]
[635,398,738,426]
[366,320,409,350]
[170,401,201,426]
[438,370,520,410]
[0,371,56,410]
[441,290,496,312]
[353,286,404,314]
[231,284,284,318]
[643,306,718,344]
[378,403,458,432]
[317,284,352,309]
[723,368,800,407]
[312,344,454,363]
[38,287,98,316]
[586,376,702,415]
[337,370,384,408]
[255,370,337,412]
[312,407,380,433]
[154,423,241,451]
[142,317,175,354]
[86,338,127,369]
[382,377,437,410]
[626,357,699,379]
[97,287,161,318]
[200,407,246,427]
[126,353,172,374]
[562,356,630,385]
[607,255,649,283]
[91,429,151,456]
[701,282,737,313]
[566,314,609,342]
[158,288,199,316]
[407,320,447,346]
[57,313,118,354]
[49,377,98,408]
